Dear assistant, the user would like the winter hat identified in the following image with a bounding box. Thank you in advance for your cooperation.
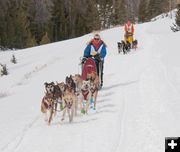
[94,34,100,40]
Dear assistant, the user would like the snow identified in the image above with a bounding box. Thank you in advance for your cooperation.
[0,14,180,152]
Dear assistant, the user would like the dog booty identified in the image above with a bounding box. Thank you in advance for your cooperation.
[81,109,86,114]
[90,98,94,109]
[60,104,63,111]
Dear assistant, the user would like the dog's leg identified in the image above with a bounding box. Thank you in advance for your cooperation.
[80,98,83,111]
[117,42,121,54]
[74,96,78,116]
[85,99,90,114]
[93,91,98,110]
[123,44,126,54]
[48,105,54,125]
[44,111,48,122]
[61,108,66,121]
[67,109,71,122]
[70,107,74,122]
[54,101,58,117]
[41,105,48,122]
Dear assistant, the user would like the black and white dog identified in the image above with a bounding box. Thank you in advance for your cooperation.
[117,40,131,54]
[118,39,138,54]
[0,64,3,76]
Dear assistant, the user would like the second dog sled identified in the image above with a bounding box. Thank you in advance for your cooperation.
[117,34,138,54]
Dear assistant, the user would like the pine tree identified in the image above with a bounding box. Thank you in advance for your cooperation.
[4,0,34,49]
[40,32,50,45]
[85,0,101,31]
[147,0,164,20]
[0,64,8,76]
[138,0,148,22]
[111,0,121,25]
[0,1,8,50]
[50,0,67,41]
[26,33,37,48]
[98,0,113,29]
[119,0,128,24]
[176,4,180,27]
[25,0,50,45]
[11,54,17,64]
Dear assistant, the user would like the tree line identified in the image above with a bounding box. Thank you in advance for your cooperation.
[0,0,179,50]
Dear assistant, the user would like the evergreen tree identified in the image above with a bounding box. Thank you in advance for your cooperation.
[138,0,148,22]
[0,1,8,50]
[11,54,17,64]
[26,34,37,48]
[25,0,50,45]
[85,0,101,31]
[0,64,8,76]
[4,0,35,49]
[119,0,128,24]
[40,32,50,45]
[98,0,113,29]
[147,0,165,20]
[111,0,121,25]
[50,0,67,41]
[176,4,180,27]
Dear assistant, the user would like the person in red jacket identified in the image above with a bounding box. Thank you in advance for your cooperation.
[124,20,134,43]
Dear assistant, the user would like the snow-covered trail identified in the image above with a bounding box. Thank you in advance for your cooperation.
[1,15,180,152]
[115,19,180,152]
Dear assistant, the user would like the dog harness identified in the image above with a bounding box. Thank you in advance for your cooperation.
[64,99,73,109]
[90,87,97,96]
[42,97,52,109]
[81,89,89,100]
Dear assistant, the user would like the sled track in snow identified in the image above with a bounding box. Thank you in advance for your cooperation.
[1,115,40,152]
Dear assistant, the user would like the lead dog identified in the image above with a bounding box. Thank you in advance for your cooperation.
[44,82,63,114]
[61,92,76,123]
[41,93,54,125]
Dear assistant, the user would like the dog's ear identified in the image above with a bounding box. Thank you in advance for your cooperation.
[51,82,55,85]
[44,82,48,86]
[65,76,68,81]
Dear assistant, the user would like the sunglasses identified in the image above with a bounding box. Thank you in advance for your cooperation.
[94,38,100,41]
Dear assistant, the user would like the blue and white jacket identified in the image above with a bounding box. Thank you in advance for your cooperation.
[83,40,107,62]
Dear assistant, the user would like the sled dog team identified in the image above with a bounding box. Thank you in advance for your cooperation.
[40,20,137,125]
[41,72,99,125]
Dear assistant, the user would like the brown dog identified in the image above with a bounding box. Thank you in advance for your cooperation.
[61,92,75,123]
[72,74,83,95]
[44,82,63,115]
[57,82,66,95]
[86,71,99,110]
[41,93,54,125]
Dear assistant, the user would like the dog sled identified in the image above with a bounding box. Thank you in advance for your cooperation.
[81,57,97,80]
[80,57,102,113]
[81,57,102,86]
[117,34,138,54]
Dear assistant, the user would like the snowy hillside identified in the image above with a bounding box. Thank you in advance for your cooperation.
[0,14,180,152]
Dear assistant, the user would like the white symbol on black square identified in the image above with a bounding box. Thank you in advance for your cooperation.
[165,137,180,152]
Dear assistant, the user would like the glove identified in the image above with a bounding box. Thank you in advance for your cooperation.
[94,53,101,62]
[90,50,97,56]
[81,57,87,64]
